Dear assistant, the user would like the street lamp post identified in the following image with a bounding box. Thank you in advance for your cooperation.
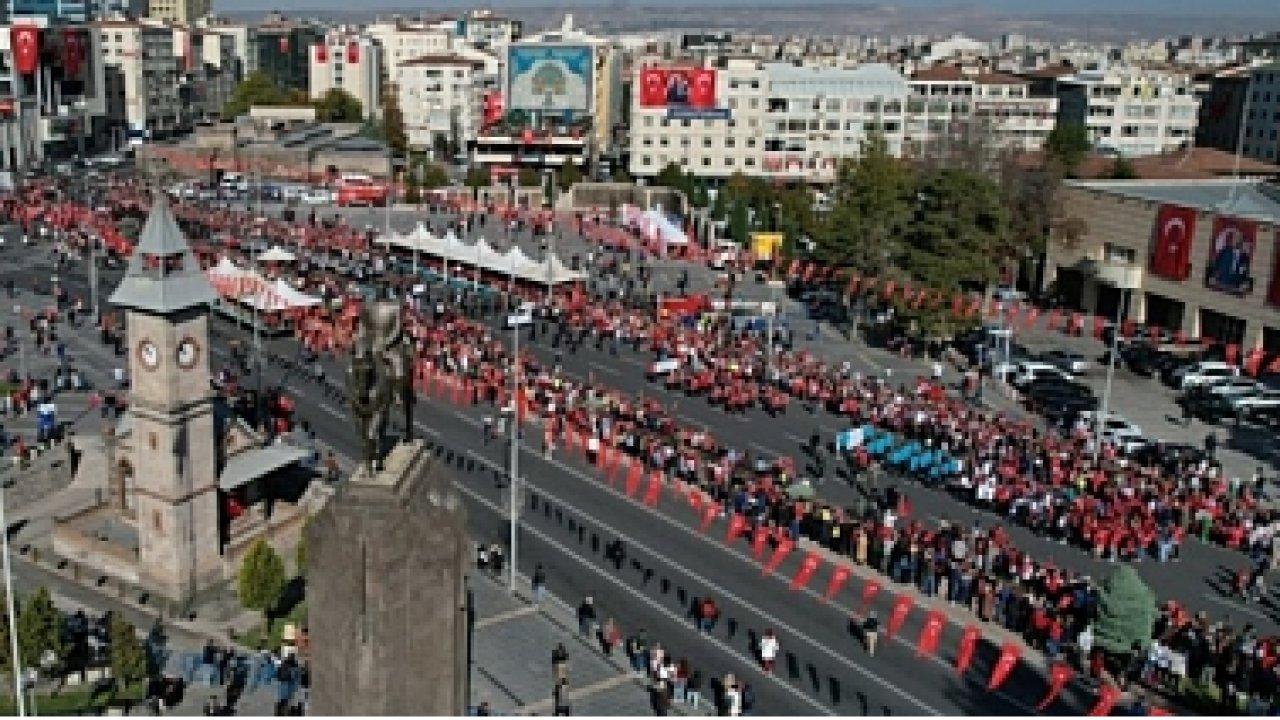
[1,476,25,716]
[1093,287,1130,464]
[508,315,520,593]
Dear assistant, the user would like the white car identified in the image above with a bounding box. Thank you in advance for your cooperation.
[1177,361,1240,390]
[1207,378,1262,397]
[1012,362,1070,388]
[301,188,334,205]
[1095,417,1146,453]
[1231,389,1280,414]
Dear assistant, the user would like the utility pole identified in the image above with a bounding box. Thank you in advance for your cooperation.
[508,317,520,593]
[1,476,25,716]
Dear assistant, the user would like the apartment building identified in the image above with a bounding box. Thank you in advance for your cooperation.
[1243,63,1280,163]
[365,19,452,78]
[98,19,180,143]
[145,0,207,25]
[395,54,488,155]
[908,64,1058,154]
[1055,67,1199,157]
[309,34,381,120]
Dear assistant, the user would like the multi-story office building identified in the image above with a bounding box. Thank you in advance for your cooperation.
[145,0,206,25]
[1055,67,1200,157]
[365,19,453,79]
[252,15,321,91]
[98,19,180,143]
[456,9,520,52]
[309,34,381,120]
[395,53,489,156]
[908,64,1058,155]
[1243,63,1280,163]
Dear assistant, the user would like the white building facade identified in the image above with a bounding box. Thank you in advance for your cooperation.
[395,54,488,155]
[308,33,381,120]
[1055,68,1200,157]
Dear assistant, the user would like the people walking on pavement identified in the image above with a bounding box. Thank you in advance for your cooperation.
[862,611,880,656]
[576,596,597,637]
[551,642,569,686]
[532,564,547,604]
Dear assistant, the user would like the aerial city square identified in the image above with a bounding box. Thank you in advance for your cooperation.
[0,0,1279,716]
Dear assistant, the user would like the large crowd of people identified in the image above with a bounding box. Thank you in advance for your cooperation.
[7,174,1280,713]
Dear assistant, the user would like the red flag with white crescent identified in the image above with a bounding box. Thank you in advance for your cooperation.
[725,513,748,543]
[698,502,718,532]
[1087,684,1121,716]
[762,536,794,574]
[624,461,642,497]
[1035,662,1074,712]
[11,26,39,75]
[643,470,663,506]
[860,579,881,610]
[886,594,912,637]
[788,551,821,591]
[915,609,945,656]
[823,565,851,601]
[751,525,770,558]
[987,642,1020,690]
[1150,204,1196,280]
[955,625,980,674]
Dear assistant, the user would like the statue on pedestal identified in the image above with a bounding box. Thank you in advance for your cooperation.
[347,301,416,472]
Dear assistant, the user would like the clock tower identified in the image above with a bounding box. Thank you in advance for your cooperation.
[109,198,222,606]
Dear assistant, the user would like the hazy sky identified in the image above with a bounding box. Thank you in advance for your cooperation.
[217,0,1280,15]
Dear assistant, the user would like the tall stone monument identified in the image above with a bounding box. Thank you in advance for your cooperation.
[306,302,470,715]
[107,198,222,605]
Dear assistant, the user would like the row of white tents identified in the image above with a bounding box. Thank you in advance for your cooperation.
[377,224,587,286]
[205,256,324,312]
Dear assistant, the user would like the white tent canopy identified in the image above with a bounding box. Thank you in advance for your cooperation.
[377,230,586,285]
[207,257,321,310]
[258,246,297,263]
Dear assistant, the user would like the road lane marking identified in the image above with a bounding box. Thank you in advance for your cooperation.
[445,409,944,715]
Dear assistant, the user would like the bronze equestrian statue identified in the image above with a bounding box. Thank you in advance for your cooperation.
[347,301,416,472]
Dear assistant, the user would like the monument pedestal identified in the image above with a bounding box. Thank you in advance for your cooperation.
[307,440,470,716]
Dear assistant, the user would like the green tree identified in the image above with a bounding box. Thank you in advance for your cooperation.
[1107,156,1138,180]
[418,162,449,190]
[728,200,749,245]
[1045,122,1091,175]
[107,613,147,687]
[654,162,688,192]
[558,162,582,191]
[517,167,540,187]
[1094,566,1156,656]
[380,85,407,155]
[464,166,489,190]
[17,587,62,670]
[814,132,915,270]
[221,72,290,119]
[610,167,632,184]
[903,167,1011,290]
[312,88,363,122]
[238,539,287,621]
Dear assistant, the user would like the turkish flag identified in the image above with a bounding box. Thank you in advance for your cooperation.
[725,513,749,543]
[643,470,663,507]
[1035,662,1075,712]
[624,461,643,497]
[823,565,851,601]
[11,26,39,75]
[347,42,360,64]
[1149,204,1196,280]
[1087,684,1121,716]
[278,36,290,54]
[688,488,704,512]
[699,503,718,533]
[955,625,980,674]
[638,67,667,107]
[788,551,821,591]
[886,594,913,637]
[987,642,1020,690]
[61,30,85,78]
[860,579,881,610]
[751,525,770,559]
[762,536,795,574]
[689,68,717,108]
[314,43,328,63]
[916,609,945,657]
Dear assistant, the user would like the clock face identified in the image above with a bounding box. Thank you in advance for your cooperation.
[137,340,159,371]
[176,337,200,370]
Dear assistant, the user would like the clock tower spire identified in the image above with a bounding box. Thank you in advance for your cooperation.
[109,197,222,606]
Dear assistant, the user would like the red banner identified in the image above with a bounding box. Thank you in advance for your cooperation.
[955,626,980,674]
[1206,216,1257,295]
[762,536,794,574]
[278,36,290,54]
[788,551,821,591]
[915,609,944,657]
[987,642,1020,690]
[752,525,770,559]
[861,580,881,610]
[823,565,851,601]
[725,513,748,543]
[886,594,912,637]
[643,470,663,506]
[637,67,717,109]
[314,43,327,63]
[1087,684,1121,716]
[11,26,39,75]
[347,41,360,64]
[1149,204,1196,280]
[482,90,504,129]
[61,29,85,78]
[1036,662,1074,712]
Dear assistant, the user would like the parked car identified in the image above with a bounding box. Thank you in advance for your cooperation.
[1231,388,1280,421]
[1175,361,1240,390]
[301,188,334,205]
[1012,362,1071,389]
[1040,350,1091,375]
[1206,377,1263,397]
[1178,386,1238,423]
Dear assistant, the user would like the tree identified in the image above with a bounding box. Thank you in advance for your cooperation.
[814,132,915,270]
[903,167,1011,291]
[238,539,287,621]
[464,166,489,190]
[17,587,62,670]
[380,85,407,155]
[417,161,449,190]
[108,613,147,688]
[313,88,363,123]
[1094,566,1156,656]
[1045,122,1091,175]
[517,167,540,187]
[1107,156,1138,180]
[610,167,632,184]
[558,162,582,191]
[728,199,749,245]
[221,72,292,120]
[654,162,687,192]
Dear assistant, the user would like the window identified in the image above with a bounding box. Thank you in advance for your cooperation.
[702,157,711,167]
